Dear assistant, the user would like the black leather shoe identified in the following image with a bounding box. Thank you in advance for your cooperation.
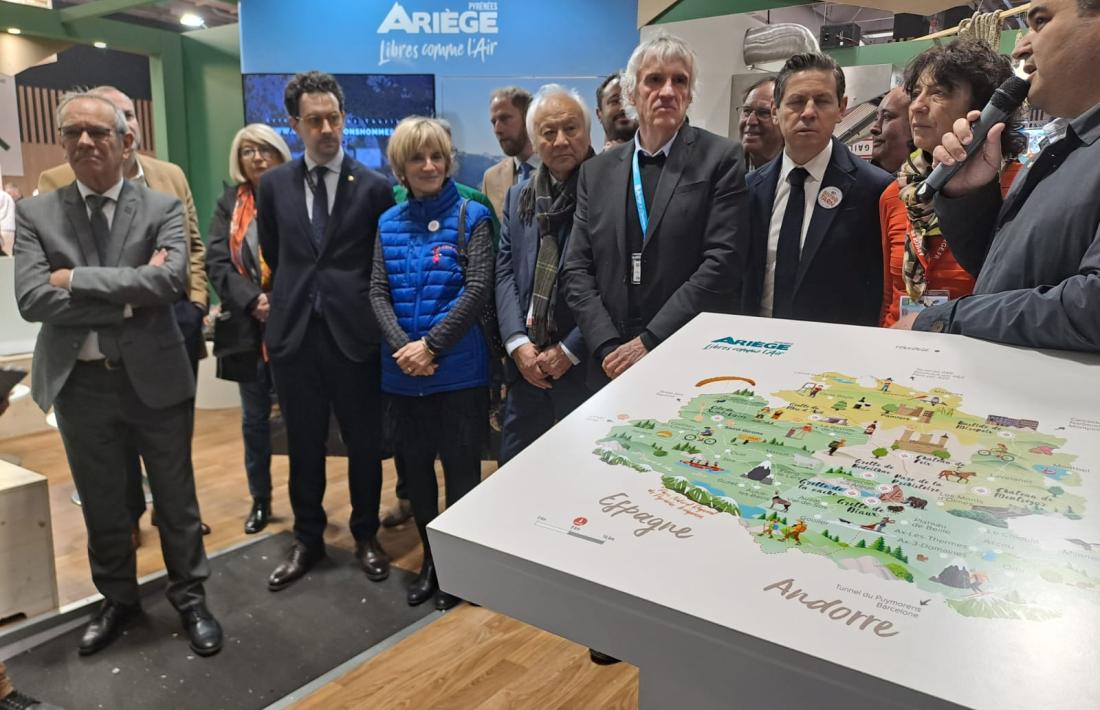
[406,555,437,606]
[588,649,621,665]
[355,537,390,582]
[0,689,50,710]
[434,590,461,611]
[268,542,325,591]
[244,498,271,534]
[180,603,223,657]
[78,599,141,656]
[381,498,413,527]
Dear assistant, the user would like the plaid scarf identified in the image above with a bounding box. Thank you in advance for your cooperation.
[897,149,943,300]
[518,152,592,346]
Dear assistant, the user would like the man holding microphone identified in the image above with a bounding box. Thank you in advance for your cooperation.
[895,0,1100,353]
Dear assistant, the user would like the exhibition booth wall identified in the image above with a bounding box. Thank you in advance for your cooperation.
[237,0,641,187]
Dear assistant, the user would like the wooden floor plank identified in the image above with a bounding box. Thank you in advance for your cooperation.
[0,408,639,709]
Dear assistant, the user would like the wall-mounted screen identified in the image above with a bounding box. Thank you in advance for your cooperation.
[242,73,435,179]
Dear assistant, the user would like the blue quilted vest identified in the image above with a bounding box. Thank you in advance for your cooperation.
[377,179,490,396]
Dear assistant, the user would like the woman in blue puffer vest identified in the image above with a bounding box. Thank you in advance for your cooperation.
[369,117,493,611]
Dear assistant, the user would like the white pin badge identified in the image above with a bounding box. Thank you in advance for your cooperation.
[428,219,441,232]
[818,186,843,210]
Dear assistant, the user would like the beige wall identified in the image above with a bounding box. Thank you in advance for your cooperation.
[641,13,766,138]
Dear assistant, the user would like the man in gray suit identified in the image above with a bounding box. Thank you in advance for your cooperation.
[14,92,223,657]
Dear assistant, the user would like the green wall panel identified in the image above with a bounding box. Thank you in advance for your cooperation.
[653,0,809,24]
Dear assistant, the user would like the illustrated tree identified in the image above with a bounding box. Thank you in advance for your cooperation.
[882,404,899,413]
[855,539,867,548]
[872,447,889,458]
[871,537,887,552]
[892,546,908,563]
[1049,486,1065,498]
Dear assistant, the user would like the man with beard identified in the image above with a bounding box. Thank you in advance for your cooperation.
[738,78,784,173]
[896,0,1100,352]
[496,85,594,464]
[596,72,638,150]
[482,87,538,221]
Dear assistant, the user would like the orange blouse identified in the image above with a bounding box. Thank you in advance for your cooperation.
[878,165,1022,327]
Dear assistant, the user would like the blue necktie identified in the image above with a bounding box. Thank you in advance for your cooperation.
[311,165,329,248]
[773,167,809,319]
[519,162,533,181]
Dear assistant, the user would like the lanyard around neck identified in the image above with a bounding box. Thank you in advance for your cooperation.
[631,149,650,239]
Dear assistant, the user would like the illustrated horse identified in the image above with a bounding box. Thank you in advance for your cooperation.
[938,469,977,484]
[770,492,792,512]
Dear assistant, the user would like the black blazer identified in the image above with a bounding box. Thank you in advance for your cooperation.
[742,138,892,326]
[560,124,750,387]
[257,155,395,362]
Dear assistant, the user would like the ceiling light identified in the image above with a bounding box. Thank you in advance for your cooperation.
[7,28,22,35]
[179,13,205,28]
[93,41,107,49]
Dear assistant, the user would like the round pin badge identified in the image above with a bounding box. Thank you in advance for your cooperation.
[817,186,843,209]
[428,219,441,232]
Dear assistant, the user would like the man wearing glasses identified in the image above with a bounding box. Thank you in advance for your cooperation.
[738,78,784,173]
[257,71,396,591]
[38,85,212,549]
[14,91,222,657]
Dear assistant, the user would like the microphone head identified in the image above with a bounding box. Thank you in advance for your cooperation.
[991,76,1031,112]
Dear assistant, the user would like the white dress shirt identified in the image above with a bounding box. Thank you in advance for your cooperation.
[74,178,125,360]
[304,148,343,218]
[633,128,679,160]
[760,141,834,318]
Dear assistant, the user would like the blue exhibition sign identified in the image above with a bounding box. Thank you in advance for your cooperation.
[239,0,639,77]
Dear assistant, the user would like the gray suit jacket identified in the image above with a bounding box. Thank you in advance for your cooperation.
[14,181,195,411]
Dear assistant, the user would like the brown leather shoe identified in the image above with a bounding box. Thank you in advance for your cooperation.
[355,537,390,582]
[268,542,325,591]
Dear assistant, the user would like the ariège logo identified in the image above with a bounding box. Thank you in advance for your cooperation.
[704,337,793,357]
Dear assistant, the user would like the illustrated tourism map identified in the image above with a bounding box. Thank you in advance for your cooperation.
[433,314,1100,708]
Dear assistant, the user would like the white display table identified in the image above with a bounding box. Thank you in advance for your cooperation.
[431,313,1100,710]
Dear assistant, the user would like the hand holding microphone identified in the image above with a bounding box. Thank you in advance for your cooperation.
[919,75,1031,200]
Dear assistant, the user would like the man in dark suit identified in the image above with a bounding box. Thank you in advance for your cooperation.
[742,53,892,326]
[14,92,221,656]
[257,71,395,591]
[561,33,750,391]
[496,85,594,464]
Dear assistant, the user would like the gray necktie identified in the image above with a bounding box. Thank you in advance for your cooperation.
[85,193,111,264]
[84,193,122,361]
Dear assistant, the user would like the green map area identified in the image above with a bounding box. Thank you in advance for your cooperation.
[594,372,1100,620]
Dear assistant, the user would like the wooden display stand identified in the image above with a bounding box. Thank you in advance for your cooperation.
[0,460,58,623]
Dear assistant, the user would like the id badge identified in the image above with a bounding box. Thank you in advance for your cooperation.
[631,253,642,285]
[899,290,950,318]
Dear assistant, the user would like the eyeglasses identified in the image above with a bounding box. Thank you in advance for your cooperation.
[58,125,116,142]
[295,112,344,130]
[240,145,277,159]
[740,106,773,120]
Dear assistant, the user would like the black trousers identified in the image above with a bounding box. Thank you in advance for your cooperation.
[124,300,204,523]
[54,364,209,610]
[271,318,383,551]
[499,363,590,465]
[389,387,488,527]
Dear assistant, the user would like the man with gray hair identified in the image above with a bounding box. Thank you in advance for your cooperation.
[496,84,595,464]
[14,91,222,657]
[562,33,750,389]
[482,86,538,220]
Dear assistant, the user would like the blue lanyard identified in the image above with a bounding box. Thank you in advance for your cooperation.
[631,149,650,239]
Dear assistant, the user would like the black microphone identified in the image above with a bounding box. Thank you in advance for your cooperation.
[915,75,1030,201]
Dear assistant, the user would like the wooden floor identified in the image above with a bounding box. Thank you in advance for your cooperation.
[1,408,639,709]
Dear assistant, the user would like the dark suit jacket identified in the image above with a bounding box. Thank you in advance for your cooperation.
[257,155,395,363]
[560,124,749,388]
[14,181,194,411]
[495,179,585,362]
[742,138,892,326]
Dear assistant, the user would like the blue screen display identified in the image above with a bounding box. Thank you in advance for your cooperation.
[242,73,436,177]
